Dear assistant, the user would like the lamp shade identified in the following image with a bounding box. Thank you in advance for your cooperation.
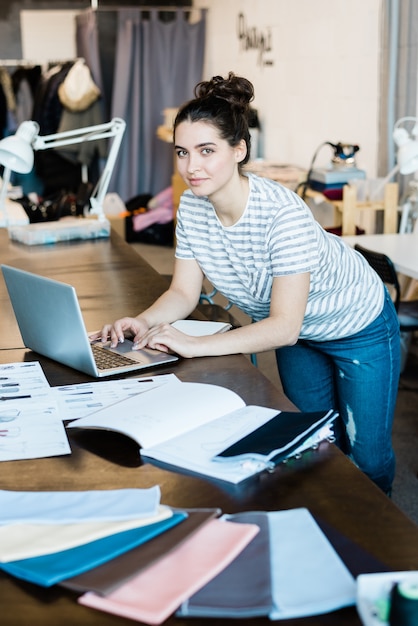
[0,121,39,174]
[393,120,418,175]
[397,140,418,175]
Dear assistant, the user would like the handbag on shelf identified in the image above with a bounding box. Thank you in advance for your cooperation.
[15,182,94,223]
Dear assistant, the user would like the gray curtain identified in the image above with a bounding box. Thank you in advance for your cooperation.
[75,10,105,108]
[378,0,418,197]
[77,8,206,201]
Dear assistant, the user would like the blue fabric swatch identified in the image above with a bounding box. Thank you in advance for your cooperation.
[0,511,187,587]
[0,487,161,524]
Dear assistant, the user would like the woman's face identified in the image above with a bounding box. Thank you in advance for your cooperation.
[174,120,246,199]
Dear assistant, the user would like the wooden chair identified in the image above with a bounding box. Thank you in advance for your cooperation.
[336,182,399,236]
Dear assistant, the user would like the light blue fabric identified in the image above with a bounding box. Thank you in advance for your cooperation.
[275,289,400,494]
[0,486,161,525]
[177,509,356,620]
[268,509,356,619]
[0,511,187,587]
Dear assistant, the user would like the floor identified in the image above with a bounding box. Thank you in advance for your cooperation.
[128,240,418,526]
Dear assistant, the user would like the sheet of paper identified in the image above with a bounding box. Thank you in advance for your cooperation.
[67,382,246,449]
[53,374,181,421]
[0,361,71,462]
[0,361,52,400]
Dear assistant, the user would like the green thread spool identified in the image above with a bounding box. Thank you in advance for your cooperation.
[389,579,418,626]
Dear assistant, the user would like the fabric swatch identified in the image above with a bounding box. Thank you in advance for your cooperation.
[62,508,220,595]
[268,508,356,619]
[78,518,259,625]
[0,486,161,524]
[177,511,272,618]
[0,511,187,587]
[178,509,361,620]
[0,505,173,562]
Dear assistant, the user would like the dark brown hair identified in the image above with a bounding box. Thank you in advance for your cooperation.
[174,72,255,166]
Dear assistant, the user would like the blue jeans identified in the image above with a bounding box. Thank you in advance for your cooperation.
[275,289,400,493]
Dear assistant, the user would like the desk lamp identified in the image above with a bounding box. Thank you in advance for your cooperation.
[377,116,418,188]
[393,116,418,175]
[0,117,126,244]
[352,116,418,232]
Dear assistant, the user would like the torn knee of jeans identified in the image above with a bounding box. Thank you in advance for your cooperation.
[345,405,356,445]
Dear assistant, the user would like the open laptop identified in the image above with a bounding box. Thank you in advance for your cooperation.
[1,264,178,378]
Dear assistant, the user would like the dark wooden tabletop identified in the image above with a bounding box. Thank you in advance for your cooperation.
[0,228,417,626]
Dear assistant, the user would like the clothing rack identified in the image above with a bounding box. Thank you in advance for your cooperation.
[88,4,205,12]
[0,58,84,68]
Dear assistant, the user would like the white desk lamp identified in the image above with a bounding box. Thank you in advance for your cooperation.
[363,116,418,232]
[392,116,418,233]
[0,117,126,243]
[393,116,418,175]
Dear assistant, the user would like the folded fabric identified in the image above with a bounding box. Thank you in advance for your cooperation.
[0,505,173,562]
[178,511,272,618]
[178,508,357,620]
[0,511,187,587]
[268,508,356,619]
[62,508,221,595]
[78,518,260,625]
[0,486,161,525]
[215,410,338,465]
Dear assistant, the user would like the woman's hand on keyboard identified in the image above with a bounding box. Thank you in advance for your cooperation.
[91,317,149,348]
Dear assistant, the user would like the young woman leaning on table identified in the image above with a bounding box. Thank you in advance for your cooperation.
[94,72,400,495]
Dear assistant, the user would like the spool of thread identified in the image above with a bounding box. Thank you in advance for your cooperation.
[389,578,418,626]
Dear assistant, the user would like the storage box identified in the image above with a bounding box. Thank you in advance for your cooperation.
[8,217,111,246]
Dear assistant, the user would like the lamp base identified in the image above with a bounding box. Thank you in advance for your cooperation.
[8,217,110,246]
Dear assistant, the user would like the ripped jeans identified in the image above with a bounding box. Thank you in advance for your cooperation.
[275,289,400,494]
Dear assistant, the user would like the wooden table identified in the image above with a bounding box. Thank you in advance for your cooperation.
[0,228,417,626]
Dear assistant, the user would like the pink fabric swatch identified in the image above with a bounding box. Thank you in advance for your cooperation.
[78,518,259,625]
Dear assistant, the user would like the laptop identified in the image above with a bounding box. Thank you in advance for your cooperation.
[1,264,178,378]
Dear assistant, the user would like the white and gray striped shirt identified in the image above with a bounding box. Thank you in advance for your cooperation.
[175,173,384,341]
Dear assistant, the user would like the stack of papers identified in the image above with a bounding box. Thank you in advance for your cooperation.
[0,361,70,461]
[0,362,180,462]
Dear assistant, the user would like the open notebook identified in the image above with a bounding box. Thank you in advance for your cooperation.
[1,265,178,378]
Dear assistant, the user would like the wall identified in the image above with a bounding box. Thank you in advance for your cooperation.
[193,0,382,178]
[0,0,383,178]
[0,1,88,59]
[20,10,79,62]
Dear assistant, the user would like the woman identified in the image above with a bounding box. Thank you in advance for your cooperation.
[97,72,400,494]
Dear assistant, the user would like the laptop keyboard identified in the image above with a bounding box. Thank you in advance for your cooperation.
[91,343,141,370]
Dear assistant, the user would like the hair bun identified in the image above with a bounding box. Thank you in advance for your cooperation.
[195,72,254,112]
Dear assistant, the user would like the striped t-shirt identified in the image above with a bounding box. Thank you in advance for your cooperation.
[175,172,384,341]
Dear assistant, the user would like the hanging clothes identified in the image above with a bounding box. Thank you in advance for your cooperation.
[11,65,42,124]
[55,60,107,168]
[30,61,83,196]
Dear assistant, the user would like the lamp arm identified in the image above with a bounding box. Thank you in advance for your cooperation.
[33,117,126,222]
[32,118,126,151]
[89,119,126,219]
